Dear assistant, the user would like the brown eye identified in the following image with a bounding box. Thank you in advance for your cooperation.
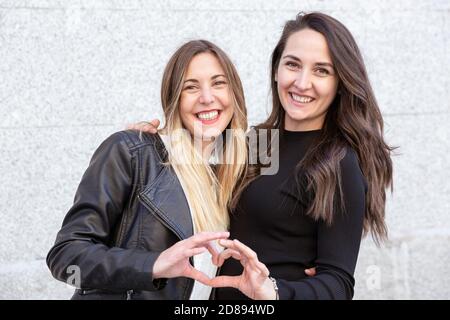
[316,68,330,75]
[286,61,300,69]
[214,81,227,86]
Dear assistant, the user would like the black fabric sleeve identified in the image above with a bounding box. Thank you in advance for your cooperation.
[46,132,163,292]
[277,149,366,299]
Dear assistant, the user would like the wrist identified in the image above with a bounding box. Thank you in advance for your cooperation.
[259,277,279,300]
[268,276,279,300]
[152,253,164,279]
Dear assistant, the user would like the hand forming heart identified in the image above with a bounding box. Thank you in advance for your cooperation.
[153,233,316,300]
[199,238,317,300]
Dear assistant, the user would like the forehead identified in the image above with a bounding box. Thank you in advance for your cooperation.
[185,52,225,77]
[283,28,332,63]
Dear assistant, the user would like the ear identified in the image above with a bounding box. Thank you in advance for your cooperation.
[274,72,278,82]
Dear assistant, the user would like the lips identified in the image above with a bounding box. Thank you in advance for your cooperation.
[289,92,315,104]
[195,109,221,124]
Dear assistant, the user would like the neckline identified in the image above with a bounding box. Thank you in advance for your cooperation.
[282,128,322,141]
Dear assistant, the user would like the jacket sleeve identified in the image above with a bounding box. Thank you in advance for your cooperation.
[277,149,366,299]
[46,131,163,292]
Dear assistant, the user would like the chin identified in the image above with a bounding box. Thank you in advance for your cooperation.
[202,126,226,140]
[286,108,308,121]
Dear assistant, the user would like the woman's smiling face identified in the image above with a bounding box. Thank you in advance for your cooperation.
[179,52,234,140]
[276,28,339,131]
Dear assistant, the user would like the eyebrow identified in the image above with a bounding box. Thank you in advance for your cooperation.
[282,55,334,68]
[184,74,226,83]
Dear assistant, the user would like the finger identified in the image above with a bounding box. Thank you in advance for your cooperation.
[140,123,157,134]
[240,253,268,276]
[126,121,152,133]
[127,123,146,130]
[305,267,317,276]
[190,231,230,247]
[205,241,220,266]
[132,121,157,133]
[217,249,242,267]
[150,119,160,128]
[186,247,207,257]
[217,240,249,268]
[231,240,264,272]
[256,261,270,277]
[207,275,240,289]
[144,119,159,134]
[218,239,237,249]
[184,265,213,285]
[233,239,259,262]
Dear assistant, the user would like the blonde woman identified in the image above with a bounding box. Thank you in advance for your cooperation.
[46,40,248,300]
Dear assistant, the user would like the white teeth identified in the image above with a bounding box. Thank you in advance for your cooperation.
[291,93,314,103]
[197,110,219,120]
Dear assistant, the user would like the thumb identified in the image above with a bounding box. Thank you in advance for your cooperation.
[305,267,317,276]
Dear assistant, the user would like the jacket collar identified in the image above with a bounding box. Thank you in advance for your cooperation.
[139,134,194,240]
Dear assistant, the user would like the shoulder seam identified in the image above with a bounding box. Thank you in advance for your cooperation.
[119,130,158,151]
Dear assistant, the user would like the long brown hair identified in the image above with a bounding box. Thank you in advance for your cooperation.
[160,40,248,232]
[236,12,395,244]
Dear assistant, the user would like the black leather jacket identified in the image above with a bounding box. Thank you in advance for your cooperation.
[46,130,196,300]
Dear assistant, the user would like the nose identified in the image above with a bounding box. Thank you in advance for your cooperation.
[199,88,215,105]
[294,70,312,91]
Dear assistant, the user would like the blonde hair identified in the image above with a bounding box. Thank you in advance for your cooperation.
[160,40,248,232]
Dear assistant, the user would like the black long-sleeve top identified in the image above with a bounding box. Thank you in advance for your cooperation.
[216,129,367,300]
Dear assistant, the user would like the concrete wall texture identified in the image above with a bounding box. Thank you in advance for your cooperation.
[0,0,449,300]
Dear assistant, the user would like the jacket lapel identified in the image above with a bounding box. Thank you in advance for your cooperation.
[139,165,194,240]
